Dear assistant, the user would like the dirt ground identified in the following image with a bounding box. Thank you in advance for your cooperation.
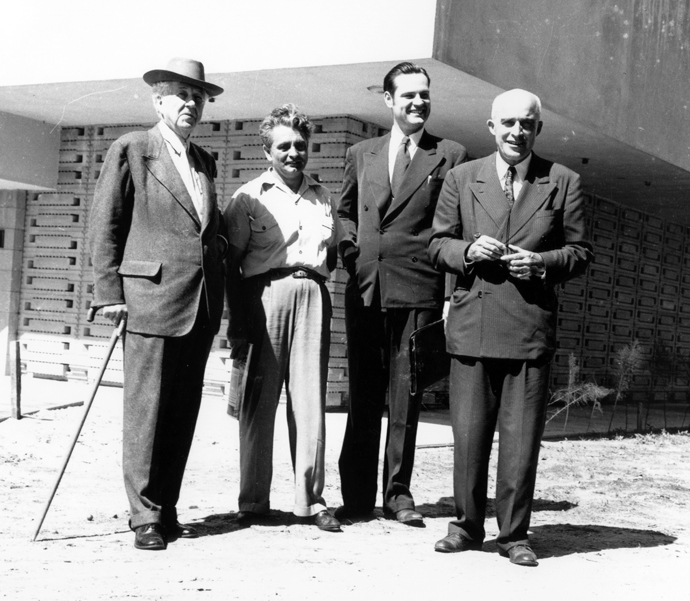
[1,386,689,601]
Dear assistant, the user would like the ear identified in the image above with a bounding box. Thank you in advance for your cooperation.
[487,118,495,136]
[263,145,272,162]
[536,121,543,136]
[383,90,394,109]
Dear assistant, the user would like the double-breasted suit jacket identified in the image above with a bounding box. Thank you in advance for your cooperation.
[89,125,226,530]
[429,151,593,547]
[90,126,226,336]
[339,131,468,308]
[429,152,593,360]
[337,130,467,514]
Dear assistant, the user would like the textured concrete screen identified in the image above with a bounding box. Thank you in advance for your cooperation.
[17,118,690,411]
[17,117,387,407]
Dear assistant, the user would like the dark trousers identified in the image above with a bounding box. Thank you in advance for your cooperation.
[447,356,550,550]
[339,283,439,513]
[122,307,214,530]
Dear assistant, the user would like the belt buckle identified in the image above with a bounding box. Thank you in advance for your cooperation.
[292,268,309,279]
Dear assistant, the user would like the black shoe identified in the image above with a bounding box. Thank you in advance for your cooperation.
[134,523,166,551]
[434,533,482,553]
[499,544,539,566]
[236,510,258,524]
[393,508,424,526]
[165,521,198,540]
[333,505,374,522]
[313,510,342,532]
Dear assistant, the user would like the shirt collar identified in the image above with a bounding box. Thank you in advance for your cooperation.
[261,168,319,195]
[158,121,188,156]
[495,151,532,182]
[390,124,424,151]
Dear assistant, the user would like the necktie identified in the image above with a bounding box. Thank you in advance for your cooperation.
[504,165,516,207]
[391,136,410,198]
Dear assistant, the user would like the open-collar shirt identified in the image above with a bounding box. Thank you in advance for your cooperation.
[226,168,343,279]
[158,120,204,219]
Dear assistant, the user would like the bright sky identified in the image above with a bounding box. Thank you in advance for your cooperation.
[2,0,437,86]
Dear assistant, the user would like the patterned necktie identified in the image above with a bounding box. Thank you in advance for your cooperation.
[504,165,516,207]
[391,136,410,198]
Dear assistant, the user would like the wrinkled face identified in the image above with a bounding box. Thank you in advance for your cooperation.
[264,125,308,186]
[384,72,430,134]
[487,92,542,165]
[155,81,207,139]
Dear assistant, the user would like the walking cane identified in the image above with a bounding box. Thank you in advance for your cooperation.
[31,307,126,542]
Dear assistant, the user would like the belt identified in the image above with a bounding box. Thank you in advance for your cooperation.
[268,267,326,284]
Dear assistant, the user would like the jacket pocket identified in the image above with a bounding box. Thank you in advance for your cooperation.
[118,260,162,278]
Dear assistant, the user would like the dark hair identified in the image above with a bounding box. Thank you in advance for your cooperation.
[259,103,314,148]
[383,62,430,95]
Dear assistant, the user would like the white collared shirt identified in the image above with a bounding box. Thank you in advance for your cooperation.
[388,125,424,184]
[495,152,532,200]
[158,121,204,219]
[226,169,344,279]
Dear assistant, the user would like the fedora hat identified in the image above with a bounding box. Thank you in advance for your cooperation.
[143,57,224,97]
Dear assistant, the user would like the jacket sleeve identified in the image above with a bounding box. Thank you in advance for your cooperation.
[336,146,359,269]
[540,172,594,284]
[428,167,473,276]
[89,139,134,308]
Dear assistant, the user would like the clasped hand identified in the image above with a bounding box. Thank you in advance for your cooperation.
[467,235,544,280]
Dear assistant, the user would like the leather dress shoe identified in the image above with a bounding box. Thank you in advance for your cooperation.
[165,521,198,539]
[236,510,258,524]
[434,532,482,553]
[499,544,539,567]
[393,508,424,526]
[333,505,373,521]
[314,510,342,532]
[134,523,166,551]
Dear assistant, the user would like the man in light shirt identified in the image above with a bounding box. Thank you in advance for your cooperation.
[429,89,593,565]
[89,58,227,551]
[336,62,467,526]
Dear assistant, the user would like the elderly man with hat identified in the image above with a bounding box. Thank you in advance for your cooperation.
[89,58,227,550]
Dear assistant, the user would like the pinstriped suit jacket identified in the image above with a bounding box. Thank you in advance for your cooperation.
[429,152,593,360]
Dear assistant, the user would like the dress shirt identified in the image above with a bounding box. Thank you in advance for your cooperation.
[495,152,532,200]
[388,125,424,184]
[158,121,204,219]
[226,169,344,279]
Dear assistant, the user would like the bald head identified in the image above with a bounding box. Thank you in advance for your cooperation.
[487,89,543,165]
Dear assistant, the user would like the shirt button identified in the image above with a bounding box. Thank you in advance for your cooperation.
[478,291,483,298]
[412,257,418,263]
[364,206,369,211]
[379,229,384,235]
[378,255,382,261]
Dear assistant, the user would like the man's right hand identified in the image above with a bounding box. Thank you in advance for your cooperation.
[102,304,128,326]
[466,235,506,263]
[229,336,248,360]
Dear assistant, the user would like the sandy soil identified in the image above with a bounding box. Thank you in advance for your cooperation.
[1,389,689,601]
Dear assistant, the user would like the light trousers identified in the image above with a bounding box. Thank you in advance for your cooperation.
[238,273,331,517]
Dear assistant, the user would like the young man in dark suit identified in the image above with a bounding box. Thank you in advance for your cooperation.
[336,62,467,525]
[90,58,227,550]
[429,89,593,565]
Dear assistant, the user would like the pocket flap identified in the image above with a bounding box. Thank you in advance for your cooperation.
[118,260,162,277]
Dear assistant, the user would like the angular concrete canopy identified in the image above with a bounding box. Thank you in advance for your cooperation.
[1,0,689,223]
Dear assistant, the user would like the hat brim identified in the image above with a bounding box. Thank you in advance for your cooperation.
[143,69,224,97]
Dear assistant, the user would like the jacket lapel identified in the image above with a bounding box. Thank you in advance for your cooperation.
[362,135,391,223]
[508,154,556,241]
[144,127,201,230]
[383,131,443,222]
[468,154,509,232]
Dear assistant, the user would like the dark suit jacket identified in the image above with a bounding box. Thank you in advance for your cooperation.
[338,130,467,309]
[429,152,593,360]
[90,126,226,337]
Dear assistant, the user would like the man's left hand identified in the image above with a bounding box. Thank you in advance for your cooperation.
[502,245,545,280]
